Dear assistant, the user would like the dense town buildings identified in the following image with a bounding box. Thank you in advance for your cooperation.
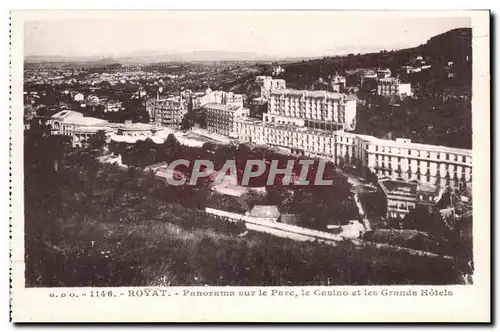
[49,106,472,192]
[38,59,471,208]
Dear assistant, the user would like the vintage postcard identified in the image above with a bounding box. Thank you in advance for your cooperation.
[10,10,490,322]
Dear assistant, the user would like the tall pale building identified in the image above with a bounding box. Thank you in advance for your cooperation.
[234,118,471,189]
[204,104,246,137]
[265,89,357,131]
[199,89,244,108]
[255,76,286,100]
[149,96,187,128]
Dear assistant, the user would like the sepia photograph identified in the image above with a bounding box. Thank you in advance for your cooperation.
[10,9,491,322]
[22,12,476,287]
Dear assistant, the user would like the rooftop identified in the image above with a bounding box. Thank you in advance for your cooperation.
[379,179,417,197]
[235,118,339,137]
[378,77,400,83]
[51,110,83,119]
[271,89,347,99]
[212,183,248,197]
[249,205,280,219]
[144,161,169,171]
[203,103,242,112]
[73,125,111,133]
[51,110,110,127]
[110,134,138,144]
[150,137,166,144]
[417,182,440,194]
[335,131,472,155]
[118,123,154,131]
[69,117,109,127]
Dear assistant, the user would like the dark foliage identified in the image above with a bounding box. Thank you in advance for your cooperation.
[25,134,463,287]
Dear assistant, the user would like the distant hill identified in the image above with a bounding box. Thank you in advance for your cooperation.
[25,50,277,64]
[421,28,472,66]
[25,28,472,66]
[279,28,472,88]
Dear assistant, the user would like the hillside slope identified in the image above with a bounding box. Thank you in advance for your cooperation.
[278,28,471,89]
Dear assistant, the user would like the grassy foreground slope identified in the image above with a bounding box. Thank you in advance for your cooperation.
[24,140,462,286]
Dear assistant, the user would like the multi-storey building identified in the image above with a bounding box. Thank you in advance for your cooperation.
[199,89,244,108]
[377,77,412,97]
[378,178,445,219]
[149,96,187,128]
[332,133,471,188]
[234,119,472,189]
[331,75,347,93]
[236,118,339,159]
[379,178,418,219]
[266,89,357,131]
[204,103,246,137]
[189,92,207,109]
[255,76,286,100]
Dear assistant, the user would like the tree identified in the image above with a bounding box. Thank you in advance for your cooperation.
[180,113,194,131]
[121,97,150,123]
[87,130,106,150]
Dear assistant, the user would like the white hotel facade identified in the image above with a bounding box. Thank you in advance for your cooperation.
[235,118,471,188]
[265,89,357,131]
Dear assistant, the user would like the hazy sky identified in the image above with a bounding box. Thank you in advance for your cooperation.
[24,12,471,58]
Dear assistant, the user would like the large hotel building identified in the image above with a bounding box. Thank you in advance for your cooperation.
[147,89,245,130]
[204,103,247,137]
[265,89,357,131]
[234,80,470,189]
[148,96,187,128]
[235,118,471,189]
[201,89,249,137]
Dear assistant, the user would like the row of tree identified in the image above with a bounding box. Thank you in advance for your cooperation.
[355,95,471,149]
